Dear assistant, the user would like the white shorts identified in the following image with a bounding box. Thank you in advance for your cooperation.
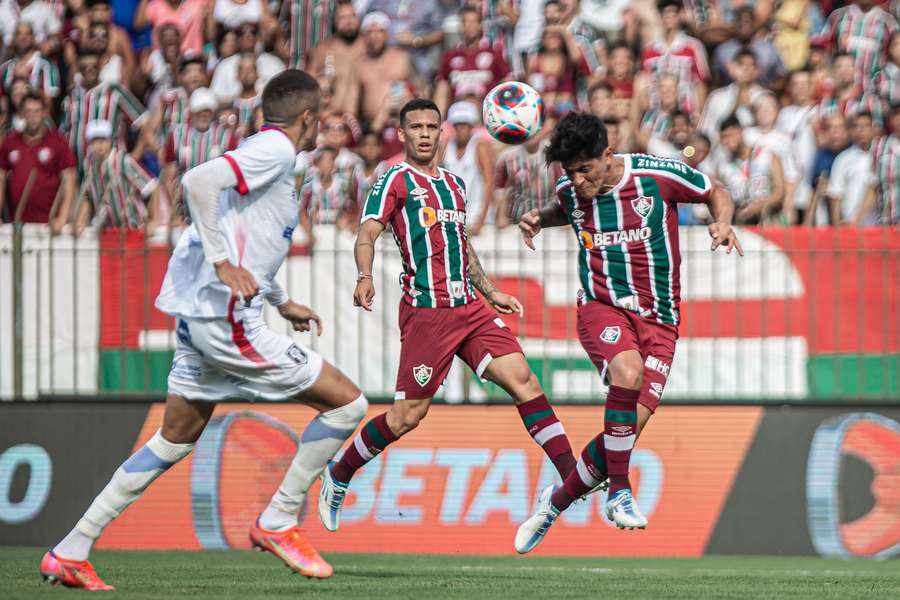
[167,307,324,401]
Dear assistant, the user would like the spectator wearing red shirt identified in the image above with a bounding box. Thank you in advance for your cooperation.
[0,90,76,232]
[433,5,510,116]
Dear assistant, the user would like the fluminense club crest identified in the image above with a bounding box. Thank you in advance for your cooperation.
[413,364,433,386]
[600,326,621,344]
[631,195,653,220]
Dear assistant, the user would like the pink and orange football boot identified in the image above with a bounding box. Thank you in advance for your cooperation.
[249,520,333,579]
[40,550,114,591]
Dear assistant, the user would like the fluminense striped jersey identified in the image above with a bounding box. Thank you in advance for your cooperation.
[157,88,190,143]
[164,123,238,173]
[362,163,476,308]
[814,5,899,92]
[289,0,333,69]
[82,148,157,229]
[556,154,712,326]
[301,169,356,224]
[0,52,60,98]
[233,95,260,134]
[60,82,147,162]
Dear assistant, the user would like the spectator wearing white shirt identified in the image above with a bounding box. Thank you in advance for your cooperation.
[826,112,879,225]
[210,22,284,103]
[698,48,766,144]
[0,0,61,50]
[744,92,800,223]
[776,70,818,221]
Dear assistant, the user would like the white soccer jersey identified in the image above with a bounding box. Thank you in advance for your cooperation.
[156,127,299,319]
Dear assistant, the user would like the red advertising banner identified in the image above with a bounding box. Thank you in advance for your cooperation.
[100,405,763,556]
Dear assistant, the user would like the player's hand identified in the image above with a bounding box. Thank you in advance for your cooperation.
[487,291,524,317]
[277,301,323,336]
[518,209,541,250]
[708,222,744,256]
[215,260,259,304]
[353,277,375,311]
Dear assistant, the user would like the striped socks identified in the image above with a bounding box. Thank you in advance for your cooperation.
[550,385,639,511]
[330,413,398,484]
[603,385,639,496]
[516,395,576,479]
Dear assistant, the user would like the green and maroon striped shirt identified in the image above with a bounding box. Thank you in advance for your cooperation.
[815,5,899,92]
[82,148,157,229]
[556,154,712,326]
[60,82,147,162]
[164,123,238,173]
[362,163,476,308]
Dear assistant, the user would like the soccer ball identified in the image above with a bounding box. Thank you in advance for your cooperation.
[482,82,544,145]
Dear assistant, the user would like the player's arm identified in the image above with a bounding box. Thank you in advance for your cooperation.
[180,157,259,301]
[467,242,523,317]
[518,202,568,249]
[353,217,385,311]
[704,178,744,255]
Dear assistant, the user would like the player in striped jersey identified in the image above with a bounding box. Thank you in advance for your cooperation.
[60,50,149,165]
[318,99,582,533]
[515,112,743,552]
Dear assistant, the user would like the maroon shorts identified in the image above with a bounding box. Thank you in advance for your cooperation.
[395,300,523,399]
[577,300,678,413]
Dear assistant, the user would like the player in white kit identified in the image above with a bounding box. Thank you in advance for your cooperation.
[40,70,368,590]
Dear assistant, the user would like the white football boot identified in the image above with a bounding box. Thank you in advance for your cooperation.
[514,485,561,554]
[605,489,647,529]
[318,460,349,532]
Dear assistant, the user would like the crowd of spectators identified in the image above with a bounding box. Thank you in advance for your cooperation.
[0,0,897,238]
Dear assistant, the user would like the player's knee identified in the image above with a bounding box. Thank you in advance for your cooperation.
[393,401,429,434]
[612,364,644,390]
[321,393,368,429]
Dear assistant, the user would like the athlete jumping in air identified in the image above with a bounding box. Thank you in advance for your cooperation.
[317,98,584,533]
[41,70,363,589]
[514,112,743,553]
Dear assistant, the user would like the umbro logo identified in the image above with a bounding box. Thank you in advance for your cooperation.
[411,187,429,199]
[572,209,585,218]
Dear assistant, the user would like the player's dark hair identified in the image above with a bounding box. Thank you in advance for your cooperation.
[657,0,681,11]
[262,69,320,126]
[544,112,608,166]
[399,98,441,126]
[719,115,742,133]
[734,47,757,64]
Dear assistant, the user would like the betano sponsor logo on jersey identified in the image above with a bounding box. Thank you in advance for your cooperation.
[418,206,466,228]
[580,227,652,250]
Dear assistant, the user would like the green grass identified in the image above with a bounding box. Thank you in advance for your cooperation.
[3,548,898,599]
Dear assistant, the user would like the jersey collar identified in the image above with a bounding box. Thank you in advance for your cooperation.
[260,124,291,140]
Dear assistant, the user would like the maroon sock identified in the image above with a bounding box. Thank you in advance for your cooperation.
[603,385,639,496]
[550,433,608,512]
[516,395,577,479]
[331,413,398,484]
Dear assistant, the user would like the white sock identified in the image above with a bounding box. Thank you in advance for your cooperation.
[259,394,367,531]
[53,430,194,560]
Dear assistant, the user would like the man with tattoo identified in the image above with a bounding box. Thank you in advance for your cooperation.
[317,99,582,533]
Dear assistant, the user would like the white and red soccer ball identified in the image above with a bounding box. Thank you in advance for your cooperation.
[482,81,544,145]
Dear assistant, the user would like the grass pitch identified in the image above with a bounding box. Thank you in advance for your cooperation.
[3,548,898,599]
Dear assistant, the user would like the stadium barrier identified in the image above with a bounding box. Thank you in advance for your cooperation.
[0,401,897,557]
[1,224,897,402]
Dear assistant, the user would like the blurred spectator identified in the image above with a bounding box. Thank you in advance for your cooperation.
[604,42,634,99]
[60,48,149,164]
[0,22,61,99]
[0,0,62,50]
[512,0,544,72]
[86,0,136,82]
[815,52,883,127]
[300,145,357,247]
[526,21,591,115]
[356,11,412,125]
[634,71,679,151]
[0,90,76,231]
[603,115,624,152]
[231,53,259,137]
[826,112,878,224]
[814,0,898,93]
[877,31,900,107]
[440,101,494,235]
[480,0,519,75]
[434,5,509,117]
[135,0,212,56]
[772,0,824,72]
[543,0,604,77]
[355,130,388,203]
[285,0,334,69]
[809,113,851,224]
[639,0,708,115]
[587,82,613,118]
[81,21,128,84]
[714,7,786,88]
[622,0,662,50]
[645,110,691,158]
[161,87,237,220]
[142,22,181,94]
[366,0,444,81]
[745,92,799,223]
[3,76,30,133]
[74,118,159,234]
[579,0,629,44]
[699,48,765,143]
[716,115,786,225]
[210,22,284,103]
[110,0,152,54]
[320,110,363,185]
[213,0,276,34]
[148,55,207,147]
[308,1,364,115]
[777,70,817,222]
[494,113,560,227]
[872,104,900,224]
